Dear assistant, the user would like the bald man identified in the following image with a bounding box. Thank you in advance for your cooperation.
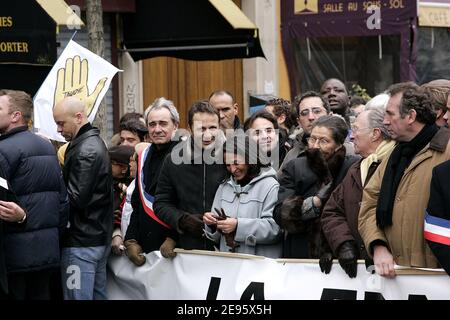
[53,97,113,300]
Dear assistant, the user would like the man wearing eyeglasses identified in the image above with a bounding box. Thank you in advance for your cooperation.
[278,91,330,174]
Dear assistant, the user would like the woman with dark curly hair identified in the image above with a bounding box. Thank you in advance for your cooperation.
[203,133,282,258]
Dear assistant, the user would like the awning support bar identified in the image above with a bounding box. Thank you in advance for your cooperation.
[121,43,248,53]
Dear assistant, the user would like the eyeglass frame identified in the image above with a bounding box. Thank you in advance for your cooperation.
[298,106,327,117]
[306,136,332,147]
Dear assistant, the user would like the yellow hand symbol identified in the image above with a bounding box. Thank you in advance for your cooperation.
[53,55,107,117]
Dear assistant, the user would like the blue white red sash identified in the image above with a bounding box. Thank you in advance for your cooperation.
[137,145,171,229]
[424,212,450,246]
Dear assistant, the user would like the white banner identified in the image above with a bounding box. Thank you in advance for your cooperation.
[107,250,450,300]
[34,39,121,142]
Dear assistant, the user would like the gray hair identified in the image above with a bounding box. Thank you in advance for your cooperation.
[144,97,180,125]
[364,93,391,140]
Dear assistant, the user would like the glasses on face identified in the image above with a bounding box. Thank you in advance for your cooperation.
[307,136,331,147]
[299,107,325,117]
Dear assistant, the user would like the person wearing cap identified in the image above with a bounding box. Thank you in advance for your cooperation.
[108,145,135,256]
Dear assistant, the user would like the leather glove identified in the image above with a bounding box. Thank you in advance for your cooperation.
[316,181,334,203]
[214,208,240,252]
[301,196,320,221]
[178,213,204,237]
[279,196,305,234]
[124,239,146,266]
[160,237,177,258]
[338,241,358,278]
[319,252,333,274]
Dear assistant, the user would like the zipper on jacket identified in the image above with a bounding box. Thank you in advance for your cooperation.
[203,163,206,214]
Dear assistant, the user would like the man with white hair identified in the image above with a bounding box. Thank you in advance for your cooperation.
[124,97,181,265]
[321,94,395,278]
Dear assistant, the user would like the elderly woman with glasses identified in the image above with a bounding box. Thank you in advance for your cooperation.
[274,115,360,260]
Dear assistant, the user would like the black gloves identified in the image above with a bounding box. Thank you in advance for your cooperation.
[214,208,240,252]
[319,252,333,274]
[178,213,204,237]
[338,241,358,278]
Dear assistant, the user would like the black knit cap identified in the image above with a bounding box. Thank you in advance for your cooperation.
[109,145,135,165]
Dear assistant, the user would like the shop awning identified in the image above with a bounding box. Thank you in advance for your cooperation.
[36,0,84,28]
[122,0,265,61]
[419,0,450,27]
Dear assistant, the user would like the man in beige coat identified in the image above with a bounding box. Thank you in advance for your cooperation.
[358,82,450,277]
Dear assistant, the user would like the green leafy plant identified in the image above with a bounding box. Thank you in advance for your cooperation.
[350,84,371,102]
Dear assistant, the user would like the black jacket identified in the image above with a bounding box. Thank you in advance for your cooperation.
[0,166,10,296]
[426,159,450,276]
[274,150,359,258]
[125,141,178,253]
[0,126,69,273]
[154,139,228,250]
[62,124,113,247]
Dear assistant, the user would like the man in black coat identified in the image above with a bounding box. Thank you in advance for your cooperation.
[124,98,181,265]
[425,159,450,276]
[0,90,69,300]
[0,166,27,299]
[154,100,228,250]
[53,97,113,300]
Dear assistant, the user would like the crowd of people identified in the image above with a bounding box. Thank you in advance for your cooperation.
[0,78,449,300]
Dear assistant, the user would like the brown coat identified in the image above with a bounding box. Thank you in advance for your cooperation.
[358,127,450,268]
[321,160,379,258]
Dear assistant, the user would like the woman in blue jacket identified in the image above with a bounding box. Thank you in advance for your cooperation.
[203,133,282,258]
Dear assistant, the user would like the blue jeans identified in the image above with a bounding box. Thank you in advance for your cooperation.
[61,246,110,300]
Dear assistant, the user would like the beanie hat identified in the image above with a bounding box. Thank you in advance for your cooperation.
[109,145,135,165]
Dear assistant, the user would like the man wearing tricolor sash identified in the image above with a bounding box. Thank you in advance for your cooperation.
[425,153,450,277]
[124,98,180,266]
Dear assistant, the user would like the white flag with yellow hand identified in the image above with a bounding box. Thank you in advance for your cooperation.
[34,39,121,142]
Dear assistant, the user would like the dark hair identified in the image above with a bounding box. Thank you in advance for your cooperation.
[294,91,331,116]
[208,90,235,103]
[386,81,419,96]
[400,88,436,125]
[311,115,349,145]
[119,112,144,125]
[243,110,279,132]
[349,95,367,108]
[119,119,148,142]
[222,132,267,182]
[187,100,220,128]
[265,98,296,129]
[0,89,32,125]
